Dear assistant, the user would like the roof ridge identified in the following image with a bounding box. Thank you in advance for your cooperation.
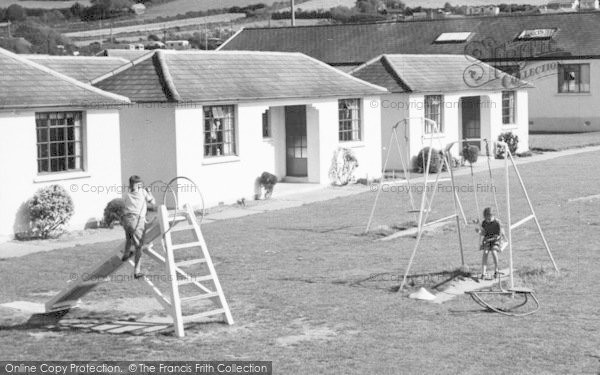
[90,51,154,85]
[0,47,130,104]
[24,54,128,63]
[154,50,181,102]
[298,52,388,93]
[380,55,413,92]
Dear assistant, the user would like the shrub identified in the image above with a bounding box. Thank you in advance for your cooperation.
[416,147,443,173]
[27,185,74,239]
[329,147,359,186]
[258,171,278,199]
[496,132,519,159]
[462,144,480,164]
[103,198,125,228]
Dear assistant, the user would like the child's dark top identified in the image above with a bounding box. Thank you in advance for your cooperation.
[481,219,501,239]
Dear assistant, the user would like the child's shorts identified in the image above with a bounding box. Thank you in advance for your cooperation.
[481,238,501,252]
[121,214,146,250]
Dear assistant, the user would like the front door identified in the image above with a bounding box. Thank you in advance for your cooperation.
[461,96,481,150]
[285,105,308,177]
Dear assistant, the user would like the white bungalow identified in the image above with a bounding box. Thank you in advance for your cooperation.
[92,50,386,207]
[351,54,531,170]
[0,47,129,241]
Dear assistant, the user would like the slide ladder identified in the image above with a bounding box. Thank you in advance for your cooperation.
[45,204,233,337]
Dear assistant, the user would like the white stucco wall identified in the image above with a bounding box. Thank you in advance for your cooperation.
[0,109,122,240]
[115,96,382,209]
[515,59,600,133]
[118,105,177,198]
[379,89,529,171]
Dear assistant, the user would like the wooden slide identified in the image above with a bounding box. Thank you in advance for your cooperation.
[44,220,162,313]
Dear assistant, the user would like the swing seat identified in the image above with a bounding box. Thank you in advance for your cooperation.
[507,286,534,294]
[408,209,430,213]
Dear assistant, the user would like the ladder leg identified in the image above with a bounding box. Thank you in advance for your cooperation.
[159,206,185,337]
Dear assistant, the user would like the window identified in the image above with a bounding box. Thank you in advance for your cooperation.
[424,95,443,133]
[204,105,236,157]
[516,28,557,40]
[558,64,590,93]
[36,112,83,174]
[338,99,361,141]
[502,91,516,124]
[262,109,271,138]
[434,32,473,43]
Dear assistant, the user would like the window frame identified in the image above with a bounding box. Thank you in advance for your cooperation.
[502,91,517,125]
[203,105,237,158]
[558,63,591,94]
[35,111,85,175]
[262,109,271,139]
[424,95,444,134]
[338,98,362,142]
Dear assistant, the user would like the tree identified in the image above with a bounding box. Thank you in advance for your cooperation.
[443,2,453,11]
[356,0,383,14]
[384,0,405,10]
[6,4,26,22]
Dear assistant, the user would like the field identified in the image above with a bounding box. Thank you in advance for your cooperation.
[1,150,599,374]
[138,0,281,20]
[63,13,246,39]
[0,0,91,9]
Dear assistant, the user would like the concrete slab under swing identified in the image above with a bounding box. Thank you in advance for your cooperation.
[431,268,511,304]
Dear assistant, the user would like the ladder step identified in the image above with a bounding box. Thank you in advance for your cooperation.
[175,258,206,267]
[178,275,213,285]
[169,214,188,223]
[180,292,220,302]
[170,224,196,233]
[181,308,226,323]
[171,242,203,251]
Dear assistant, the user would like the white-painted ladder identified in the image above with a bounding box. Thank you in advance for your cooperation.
[136,204,233,337]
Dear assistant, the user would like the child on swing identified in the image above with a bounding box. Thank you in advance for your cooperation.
[476,207,506,280]
[121,175,156,279]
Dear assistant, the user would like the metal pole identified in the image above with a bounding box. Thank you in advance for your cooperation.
[505,146,514,289]
[291,0,296,26]
[507,150,560,273]
[365,129,395,233]
[446,148,465,266]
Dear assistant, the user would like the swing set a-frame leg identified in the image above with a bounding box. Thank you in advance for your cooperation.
[507,151,559,273]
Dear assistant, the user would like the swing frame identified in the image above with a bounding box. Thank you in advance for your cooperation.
[365,117,467,234]
[398,138,559,316]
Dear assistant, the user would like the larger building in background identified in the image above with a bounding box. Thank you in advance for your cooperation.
[220,12,600,133]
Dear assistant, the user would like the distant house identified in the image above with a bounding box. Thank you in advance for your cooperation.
[351,54,530,169]
[24,55,129,84]
[546,0,579,10]
[219,12,600,132]
[96,48,151,61]
[165,40,191,50]
[91,50,386,207]
[131,3,146,15]
[465,5,500,16]
[0,47,129,241]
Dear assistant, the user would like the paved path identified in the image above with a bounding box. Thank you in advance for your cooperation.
[2,146,598,259]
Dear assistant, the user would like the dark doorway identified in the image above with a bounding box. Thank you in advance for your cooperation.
[285,105,308,177]
[461,96,481,150]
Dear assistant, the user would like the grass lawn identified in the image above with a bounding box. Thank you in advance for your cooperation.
[530,131,600,151]
[1,150,599,374]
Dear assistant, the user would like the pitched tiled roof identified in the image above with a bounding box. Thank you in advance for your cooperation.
[96,49,152,61]
[24,55,129,83]
[219,12,600,65]
[93,50,388,103]
[0,47,130,110]
[351,54,532,93]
